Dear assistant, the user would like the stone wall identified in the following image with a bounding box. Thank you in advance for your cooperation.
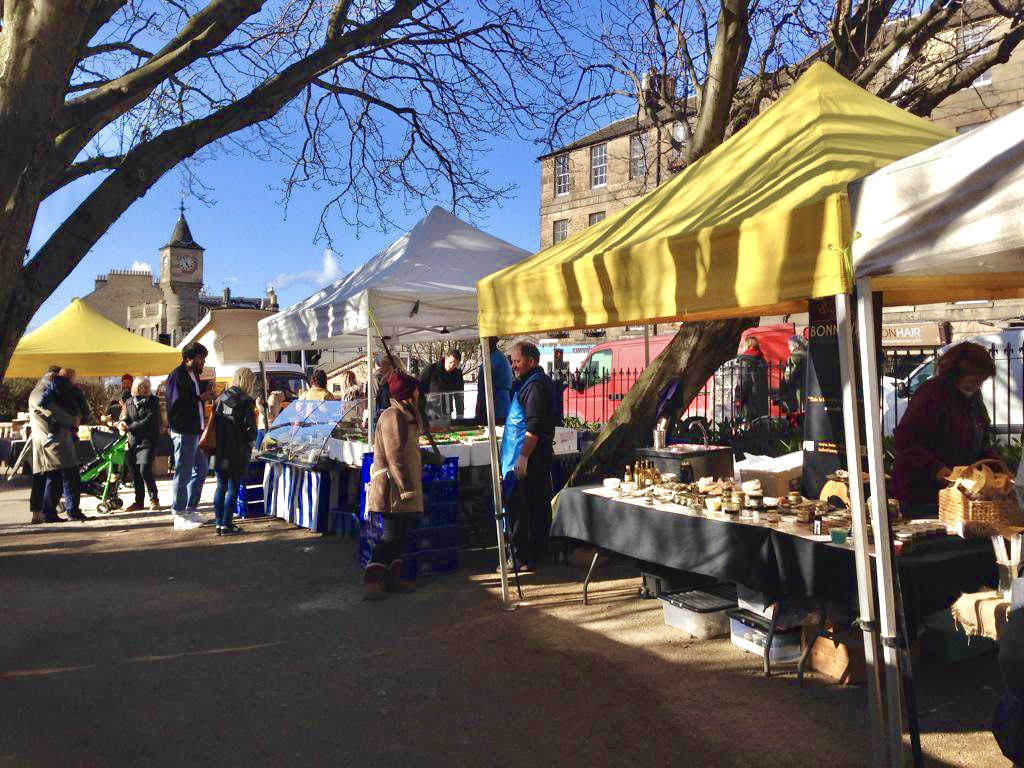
[82,272,162,327]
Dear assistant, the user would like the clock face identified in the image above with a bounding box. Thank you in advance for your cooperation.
[177,254,197,274]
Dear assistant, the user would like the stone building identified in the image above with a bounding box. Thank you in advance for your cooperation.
[83,206,279,346]
[538,10,1024,341]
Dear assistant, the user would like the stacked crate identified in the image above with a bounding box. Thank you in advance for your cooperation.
[358,454,460,579]
[234,459,268,518]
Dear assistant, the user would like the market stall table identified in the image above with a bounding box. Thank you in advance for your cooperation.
[554,486,996,639]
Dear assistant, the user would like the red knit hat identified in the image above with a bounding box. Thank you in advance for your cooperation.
[388,371,419,401]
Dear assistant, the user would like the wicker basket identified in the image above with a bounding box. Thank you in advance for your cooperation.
[938,486,1024,529]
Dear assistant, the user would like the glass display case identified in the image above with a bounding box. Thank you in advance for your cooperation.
[258,398,367,468]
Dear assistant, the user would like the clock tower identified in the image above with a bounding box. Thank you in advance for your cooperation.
[159,204,204,345]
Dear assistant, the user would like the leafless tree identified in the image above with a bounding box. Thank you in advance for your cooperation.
[0,0,548,379]
[542,0,1023,164]
[542,0,1024,481]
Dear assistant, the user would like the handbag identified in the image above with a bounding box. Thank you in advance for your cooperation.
[198,412,217,456]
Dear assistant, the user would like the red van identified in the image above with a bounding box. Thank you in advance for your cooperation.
[563,324,795,424]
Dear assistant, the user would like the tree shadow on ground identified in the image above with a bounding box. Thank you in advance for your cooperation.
[0,527,1008,768]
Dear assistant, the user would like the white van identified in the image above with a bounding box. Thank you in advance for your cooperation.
[883,330,1024,437]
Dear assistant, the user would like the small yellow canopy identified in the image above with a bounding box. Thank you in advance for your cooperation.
[477,63,954,336]
[7,299,182,378]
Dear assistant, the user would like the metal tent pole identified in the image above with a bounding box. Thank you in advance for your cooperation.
[856,278,906,763]
[481,337,511,607]
[367,326,376,444]
[644,325,651,366]
[835,292,889,767]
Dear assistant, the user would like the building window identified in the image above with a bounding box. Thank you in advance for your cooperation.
[554,154,569,197]
[590,143,607,188]
[958,24,993,87]
[588,211,606,226]
[629,134,647,180]
[553,219,569,244]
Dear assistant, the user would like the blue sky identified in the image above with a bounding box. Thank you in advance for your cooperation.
[28,133,546,329]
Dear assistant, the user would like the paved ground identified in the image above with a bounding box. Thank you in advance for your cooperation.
[0,476,1011,767]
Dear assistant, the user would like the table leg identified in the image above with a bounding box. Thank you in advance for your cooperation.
[582,550,600,605]
[797,600,828,687]
[764,602,781,678]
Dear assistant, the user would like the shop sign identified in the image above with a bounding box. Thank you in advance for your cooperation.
[881,322,947,347]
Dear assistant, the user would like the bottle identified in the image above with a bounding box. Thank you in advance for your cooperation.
[624,465,633,484]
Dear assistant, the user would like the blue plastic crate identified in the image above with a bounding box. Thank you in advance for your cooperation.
[407,525,458,553]
[422,501,458,527]
[405,547,458,577]
[359,453,460,521]
[423,480,458,505]
[422,457,459,484]
[334,511,362,539]
[244,459,266,485]
[234,482,268,518]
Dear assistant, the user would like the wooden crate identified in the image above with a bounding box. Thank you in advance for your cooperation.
[802,627,865,685]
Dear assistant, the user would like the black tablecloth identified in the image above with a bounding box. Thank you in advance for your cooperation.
[553,487,996,634]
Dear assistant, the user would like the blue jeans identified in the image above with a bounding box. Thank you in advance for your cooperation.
[213,471,240,528]
[170,431,208,513]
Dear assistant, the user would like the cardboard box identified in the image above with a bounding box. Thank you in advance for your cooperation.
[553,427,578,455]
[735,451,803,497]
[802,626,865,685]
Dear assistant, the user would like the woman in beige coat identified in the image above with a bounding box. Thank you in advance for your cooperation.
[364,371,424,600]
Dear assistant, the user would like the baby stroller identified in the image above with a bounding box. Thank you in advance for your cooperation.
[58,428,129,515]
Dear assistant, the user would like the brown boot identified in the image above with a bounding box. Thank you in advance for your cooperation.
[387,560,416,594]
[149,499,162,511]
[364,563,388,601]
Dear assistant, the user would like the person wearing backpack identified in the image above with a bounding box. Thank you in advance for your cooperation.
[120,377,162,511]
[500,341,559,571]
[210,367,258,535]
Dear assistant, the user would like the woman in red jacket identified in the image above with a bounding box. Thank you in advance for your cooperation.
[892,342,1001,517]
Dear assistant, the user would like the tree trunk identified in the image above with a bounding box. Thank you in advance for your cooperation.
[567,318,756,486]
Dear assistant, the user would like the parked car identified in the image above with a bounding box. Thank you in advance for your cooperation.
[882,329,1024,437]
[564,324,796,424]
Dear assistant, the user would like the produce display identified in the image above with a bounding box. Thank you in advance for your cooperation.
[258,398,366,467]
[601,461,948,551]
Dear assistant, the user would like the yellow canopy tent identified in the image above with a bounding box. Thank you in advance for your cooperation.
[476,63,955,764]
[7,299,182,378]
[477,62,953,337]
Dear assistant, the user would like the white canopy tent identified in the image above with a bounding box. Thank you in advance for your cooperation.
[259,206,530,605]
[848,106,1024,762]
[258,206,531,354]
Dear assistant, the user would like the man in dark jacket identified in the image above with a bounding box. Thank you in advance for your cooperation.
[732,337,769,422]
[165,342,216,528]
[419,349,465,420]
[508,341,559,568]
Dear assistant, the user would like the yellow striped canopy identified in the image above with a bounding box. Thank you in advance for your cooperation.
[477,63,954,336]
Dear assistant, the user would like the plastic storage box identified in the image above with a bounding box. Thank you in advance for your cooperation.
[660,584,737,639]
[727,609,802,664]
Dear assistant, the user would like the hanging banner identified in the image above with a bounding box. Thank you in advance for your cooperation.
[802,298,845,498]
[801,295,883,500]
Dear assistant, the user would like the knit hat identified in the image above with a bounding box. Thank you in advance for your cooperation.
[388,371,419,401]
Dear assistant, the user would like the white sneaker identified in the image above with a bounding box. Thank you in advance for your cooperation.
[173,513,202,531]
[187,509,212,525]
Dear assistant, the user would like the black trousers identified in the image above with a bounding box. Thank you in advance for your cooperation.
[368,513,415,567]
[509,453,554,563]
[129,450,158,504]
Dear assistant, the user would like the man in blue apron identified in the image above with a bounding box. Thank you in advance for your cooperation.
[500,341,559,570]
